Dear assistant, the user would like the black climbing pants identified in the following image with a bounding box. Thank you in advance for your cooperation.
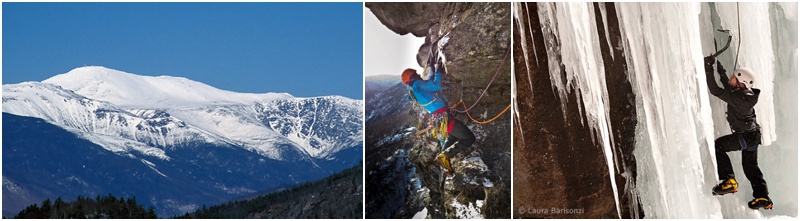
[715,130,769,198]
[442,118,475,158]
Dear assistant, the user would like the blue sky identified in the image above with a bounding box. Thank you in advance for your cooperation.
[3,2,363,99]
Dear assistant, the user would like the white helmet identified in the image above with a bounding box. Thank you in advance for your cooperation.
[733,67,756,89]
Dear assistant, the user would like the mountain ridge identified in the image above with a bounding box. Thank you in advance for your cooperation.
[3,66,363,161]
[2,66,363,217]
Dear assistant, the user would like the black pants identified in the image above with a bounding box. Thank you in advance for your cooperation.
[442,118,475,157]
[715,130,769,198]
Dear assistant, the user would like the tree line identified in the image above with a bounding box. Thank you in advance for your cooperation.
[13,194,157,219]
[175,164,363,219]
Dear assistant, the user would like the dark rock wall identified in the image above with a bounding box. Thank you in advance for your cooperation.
[367,2,511,219]
[512,3,639,218]
[591,3,643,218]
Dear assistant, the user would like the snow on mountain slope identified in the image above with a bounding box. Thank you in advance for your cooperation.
[2,82,189,160]
[254,96,363,158]
[43,66,293,109]
[4,66,363,162]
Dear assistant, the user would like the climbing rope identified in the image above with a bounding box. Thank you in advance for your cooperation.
[452,100,511,125]
[734,2,742,68]
[451,45,511,114]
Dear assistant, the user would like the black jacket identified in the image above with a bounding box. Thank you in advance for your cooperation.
[704,58,760,133]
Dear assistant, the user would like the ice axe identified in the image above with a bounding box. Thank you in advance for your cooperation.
[711,29,732,58]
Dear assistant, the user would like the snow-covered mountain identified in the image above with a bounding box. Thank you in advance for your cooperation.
[2,66,363,216]
[4,66,362,161]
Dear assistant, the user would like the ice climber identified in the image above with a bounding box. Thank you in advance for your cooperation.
[704,55,772,210]
[402,59,475,175]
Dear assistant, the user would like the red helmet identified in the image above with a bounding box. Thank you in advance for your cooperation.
[401,68,417,85]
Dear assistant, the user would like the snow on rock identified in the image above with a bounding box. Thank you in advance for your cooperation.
[3,178,23,193]
[450,199,484,219]
[460,156,489,172]
[3,82,190,160]
[166,105,300,160]
[254,96,363,159]
[412,207,428,219]
[141,159,169,178]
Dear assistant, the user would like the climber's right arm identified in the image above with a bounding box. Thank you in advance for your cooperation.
[704,56,732,103]
[415,70,443,92]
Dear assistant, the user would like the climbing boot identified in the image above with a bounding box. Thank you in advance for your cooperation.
[712,178,738,196]
[435,153,454,173]
[748,197,773,210]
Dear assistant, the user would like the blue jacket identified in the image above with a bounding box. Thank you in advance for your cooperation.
[408,69,447,114]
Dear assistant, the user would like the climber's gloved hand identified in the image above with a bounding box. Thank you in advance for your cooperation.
[703,55,716,77]
[704,55,715,68]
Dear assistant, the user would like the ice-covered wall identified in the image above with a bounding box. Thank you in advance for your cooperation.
[763,2,799,218]
[537,3,621,217]
[616,3,723,218]
[616,2,795,218]
[520,2,796,218]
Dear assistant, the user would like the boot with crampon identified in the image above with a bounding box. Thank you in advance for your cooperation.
[712,178,738,196]
[748,197,773,210]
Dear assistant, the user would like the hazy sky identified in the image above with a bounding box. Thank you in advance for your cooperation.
[3,3,363,99]
[364,7,426,77]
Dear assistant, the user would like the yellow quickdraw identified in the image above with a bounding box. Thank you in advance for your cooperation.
[438,153,453,171]
[430,115,448,142]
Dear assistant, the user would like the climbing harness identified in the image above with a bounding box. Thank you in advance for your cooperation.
[428,113,449,148]
[409,90,449,147]
[736,133,759,151]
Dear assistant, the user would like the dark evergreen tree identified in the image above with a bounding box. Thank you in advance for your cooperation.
[13,194,157,219]
[174,164,363,219]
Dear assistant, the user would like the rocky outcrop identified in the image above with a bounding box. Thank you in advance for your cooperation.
[364,76,421,219]
[366,2,511,219]
[365,3,446,37]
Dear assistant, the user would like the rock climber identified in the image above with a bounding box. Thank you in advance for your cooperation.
[704,55,772,210]
[402,59,475,175]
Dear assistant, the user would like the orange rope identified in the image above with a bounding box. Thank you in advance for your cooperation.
[452,100,511,124]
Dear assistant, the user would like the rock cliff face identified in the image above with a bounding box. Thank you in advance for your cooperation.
[366,2,511,219]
